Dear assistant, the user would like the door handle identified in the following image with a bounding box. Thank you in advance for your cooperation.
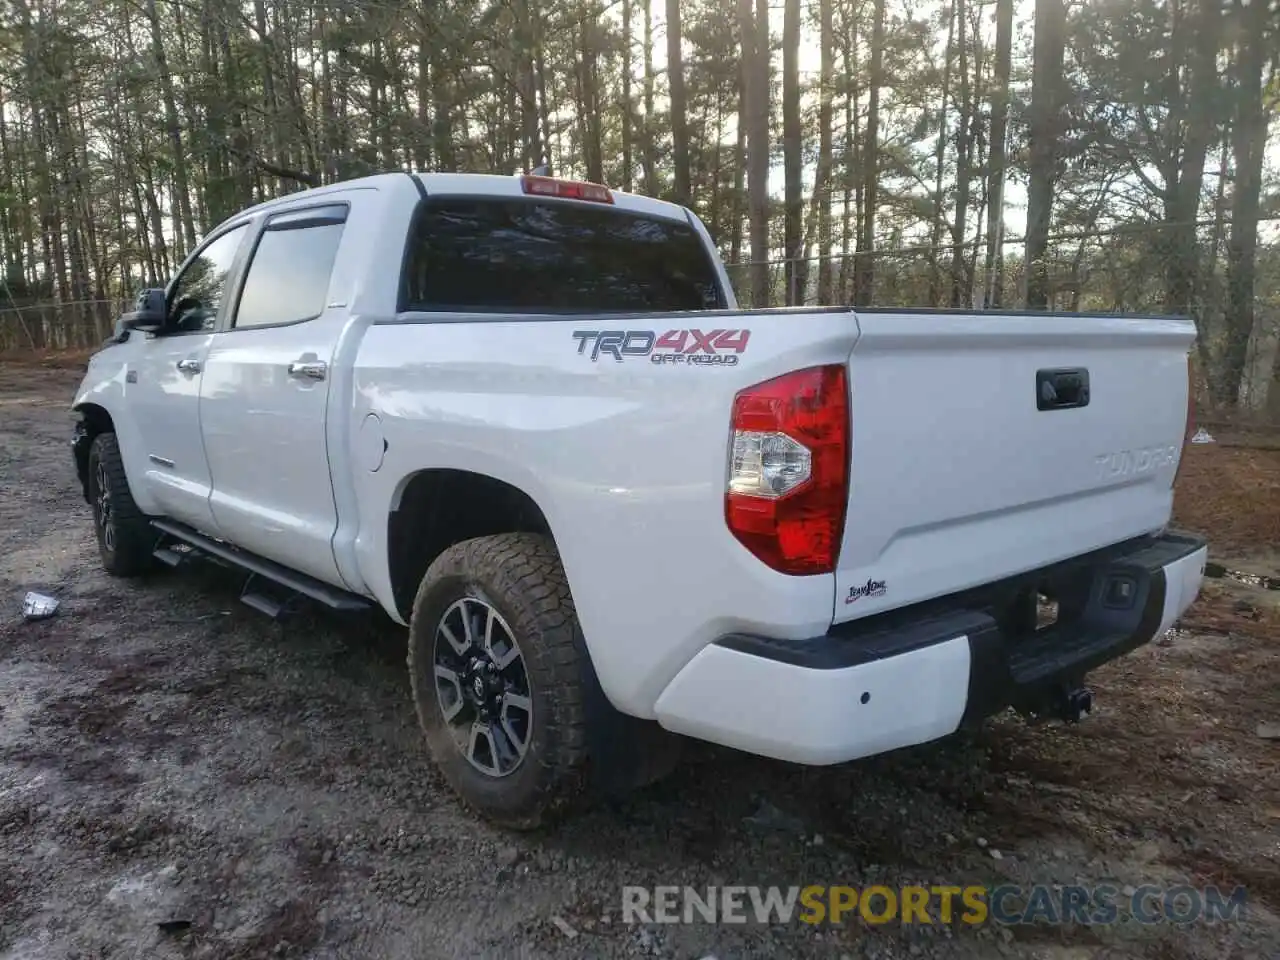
[288,360,327,381]
[1036,368,1090,411]
[176,357,202,374]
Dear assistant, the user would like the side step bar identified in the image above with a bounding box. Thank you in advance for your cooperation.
[150,519,373,614]
[153,546,187,568]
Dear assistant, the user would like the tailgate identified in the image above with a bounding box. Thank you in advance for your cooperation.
[833,310,1195,623]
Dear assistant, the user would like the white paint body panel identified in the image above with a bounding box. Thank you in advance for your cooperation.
[71,171,1204,765]
[832,312,1194,622]
[654,547,1207,764]
[653,636,973,765]
[200,328,343,585]
[198,187,380,588]
[76,331,223,532]
[130,334,223,533]
[348,310,859,715]
[1156,545,1209,637]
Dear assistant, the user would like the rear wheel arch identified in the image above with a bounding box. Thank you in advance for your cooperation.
[385,468,559,624]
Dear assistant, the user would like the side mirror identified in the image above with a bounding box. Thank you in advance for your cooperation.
[119,288,167,334]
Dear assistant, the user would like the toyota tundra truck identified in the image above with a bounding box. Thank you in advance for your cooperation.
[70,171,1208,827]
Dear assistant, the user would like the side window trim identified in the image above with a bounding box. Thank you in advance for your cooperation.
[395,197,427,314]
[263,203,349,233]
[162,221,253,336]
[224,200,351,332]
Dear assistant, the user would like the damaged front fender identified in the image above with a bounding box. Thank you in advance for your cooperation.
[71,416,93,504]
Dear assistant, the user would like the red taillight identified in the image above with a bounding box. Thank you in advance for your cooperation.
[725,365,850,575]
[1173,352,1195,489]
[520,175,614,204]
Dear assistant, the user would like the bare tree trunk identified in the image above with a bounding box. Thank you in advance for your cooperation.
[145,0,197,253]
[432,37,456,172]
[0,82,20,282]
[929,1,955,306]
[729,55,746,266]
[815,0,835,304]
[1219,0,1267,408]
[982,0,1013,307]
[1195,126,1233,384]
[709,88,726,240]
[1166,0,1222,325]
[621,0,634,191]
[782,0,803,304]
[576,15,605,182]
[838,9,860,301]
[533,20,552,168]
[853,0,884,306]
[415,10,433,170]
[253,0,285,189]
[666,0,691,204]
[15,105,36,291]
[641,0,659,195]
[741,0,770,306]
[132,177,158,284]
[514,0,543,170]
[949,0,973,307]
[1025,0,1065,309]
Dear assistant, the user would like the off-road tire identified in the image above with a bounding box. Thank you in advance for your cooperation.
[87,432,156,577]
[408,533,590,830]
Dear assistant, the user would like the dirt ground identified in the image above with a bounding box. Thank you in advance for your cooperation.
[0,361,1277,960]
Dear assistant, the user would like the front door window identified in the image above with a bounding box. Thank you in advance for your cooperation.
[167,225,248,333]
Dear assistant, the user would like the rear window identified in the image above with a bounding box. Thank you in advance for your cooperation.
[400,199,724,313]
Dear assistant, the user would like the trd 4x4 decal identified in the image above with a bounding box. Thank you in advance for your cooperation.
[572,329,751,366]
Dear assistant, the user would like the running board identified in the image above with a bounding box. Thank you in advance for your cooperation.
[240,591,285,618]
[150,519,373,613]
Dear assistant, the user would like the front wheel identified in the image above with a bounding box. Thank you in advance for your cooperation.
[407,533,590,829]
[87,433,156,577]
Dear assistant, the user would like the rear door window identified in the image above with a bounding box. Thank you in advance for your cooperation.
[232,204,348,329]
[401,199,724,313]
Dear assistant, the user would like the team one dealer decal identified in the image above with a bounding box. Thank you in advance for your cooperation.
[573,329,751,365]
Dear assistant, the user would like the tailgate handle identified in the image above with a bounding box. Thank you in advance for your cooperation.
[1037,368,1090,411]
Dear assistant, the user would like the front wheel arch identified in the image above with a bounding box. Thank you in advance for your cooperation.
[73,403,115,502]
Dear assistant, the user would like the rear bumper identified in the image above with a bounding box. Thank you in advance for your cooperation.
[652,531,1208,765]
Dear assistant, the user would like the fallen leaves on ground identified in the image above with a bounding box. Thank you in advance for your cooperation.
[1174,443,1280,554]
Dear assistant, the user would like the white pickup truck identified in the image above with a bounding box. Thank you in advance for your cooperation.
[72,171,1208,827]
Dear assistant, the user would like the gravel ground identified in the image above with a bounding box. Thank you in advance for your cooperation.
[1,362,1277,960]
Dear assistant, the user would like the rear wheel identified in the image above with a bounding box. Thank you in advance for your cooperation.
[407,533,590,829]
[87,433,155,577]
